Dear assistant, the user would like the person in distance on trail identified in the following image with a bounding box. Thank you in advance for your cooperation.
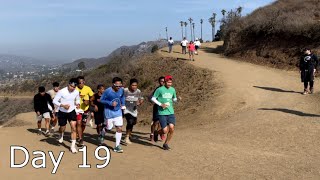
[34,86,55,136]
[299,48,319,95]
[188,41,196,61]
[194,38,201,55]
[151,75,181,150]
[181,37,188,54]
[53,78,80,153]
[168,37,174,53]
[99,77,126,153]
[123,78,144,145]
[47,81,60,133]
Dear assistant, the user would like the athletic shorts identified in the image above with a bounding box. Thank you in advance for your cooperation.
[77,111,89,124]
[158,114,176,129]
[195,45,199,50]
[94,112,104,125]
[36,112,51,121]
[189,50,195,55]
[124,113,137,126]
[58,110,77,126]
[104,116,123,130]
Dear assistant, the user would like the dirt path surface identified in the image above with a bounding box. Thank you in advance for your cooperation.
[1,42,320,179]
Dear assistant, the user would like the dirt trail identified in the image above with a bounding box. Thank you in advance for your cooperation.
[1,42,320,179]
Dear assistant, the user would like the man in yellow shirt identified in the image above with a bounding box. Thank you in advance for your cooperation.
[76,76,94,147]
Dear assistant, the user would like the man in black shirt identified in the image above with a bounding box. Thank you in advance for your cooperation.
[34,86,54,136]
[300,48,319,94]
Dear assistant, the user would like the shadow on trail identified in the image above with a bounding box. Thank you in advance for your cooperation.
[27,128,160,150]
[259,108,320,117]
[253,86,301,94]
[201,45,224,54]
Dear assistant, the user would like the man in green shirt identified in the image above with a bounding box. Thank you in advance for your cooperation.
[151,75,180,150]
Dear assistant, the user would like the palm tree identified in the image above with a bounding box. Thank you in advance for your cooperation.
[180,21,184,39]
[236,6,243,16]
[192,23,195,41]
[200,19,203,41]
[184,21,188,38]
[165,27,168,40]
[188,17,193,41]
[208,16,216,42]
[221,9,226,24]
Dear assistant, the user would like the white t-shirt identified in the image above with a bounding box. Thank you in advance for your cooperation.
[168,39,174,45]
[181,40,188,47]
[53,87,80,113]
[194,40,201,47]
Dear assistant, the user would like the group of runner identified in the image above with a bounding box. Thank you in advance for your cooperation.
[33,75,179,153]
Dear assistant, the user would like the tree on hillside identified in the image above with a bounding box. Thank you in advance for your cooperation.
[78,61,86,71]
[180,21,184,40]
[188,18,193,40]
[236,6,243,16]
[184,22,188,38]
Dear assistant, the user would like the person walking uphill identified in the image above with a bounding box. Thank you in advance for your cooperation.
[181,37,188,54]
[300,48,319,95]
[168,37,174,53]
[34,86,55,136]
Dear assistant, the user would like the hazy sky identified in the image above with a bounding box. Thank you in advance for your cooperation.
[0,0,275,62]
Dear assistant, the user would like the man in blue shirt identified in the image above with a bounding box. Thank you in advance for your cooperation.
[100,77,126,153]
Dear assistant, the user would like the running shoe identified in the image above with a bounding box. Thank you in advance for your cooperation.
[37,130,42,136]
[58,135,63,143]
[163,144,171,150]
[98,135,104,145]
[113,146,124,153]
[125,136,132,145]
[78,139,84,147]
[70,147,78,154]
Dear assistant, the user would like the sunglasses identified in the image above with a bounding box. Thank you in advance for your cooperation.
[113,84,123,88]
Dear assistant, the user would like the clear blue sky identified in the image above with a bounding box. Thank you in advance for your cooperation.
[0,0,275,62]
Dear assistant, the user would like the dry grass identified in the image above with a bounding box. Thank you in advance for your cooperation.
[0,97,33,125]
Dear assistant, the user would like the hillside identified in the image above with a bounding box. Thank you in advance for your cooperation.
[223,0,320,69]
[60,40,168,71]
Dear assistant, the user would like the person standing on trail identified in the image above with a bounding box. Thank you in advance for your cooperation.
[149,76,165,142]
[34,86,55,136]
[90,84,105,144]
[47,82,60,133]
[152,75,181,150]
[123,78,144,145]
[53,78,80,153]
[76,76,94,147]
[188,41,196,61]
[181,37,188,54]
[168,37,174,53]
[299,48,319,94]
[194,38,201,55]
[99,77,126,153]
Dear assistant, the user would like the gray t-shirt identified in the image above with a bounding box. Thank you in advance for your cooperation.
[123,88,144,117]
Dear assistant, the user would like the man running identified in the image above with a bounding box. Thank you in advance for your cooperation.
[76,76,94,147]
[47,82,60,133]
[151,75,180,150]
[90,84,105,144]
[53,78,80,153]
[123,78,144,144]
[300,48,319,94]
[34,86,54,136]
[100,77,126,153]
[150,76,165,141]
